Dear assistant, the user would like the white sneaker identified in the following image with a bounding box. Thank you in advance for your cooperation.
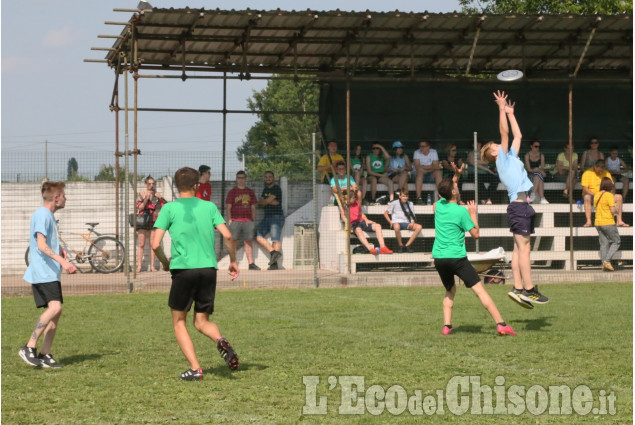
[529,193,536,203]
[540,198,550,204]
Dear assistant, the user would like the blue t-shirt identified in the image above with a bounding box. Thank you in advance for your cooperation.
[330,175,356,189]
[496,146,533,202]
[23,207,61,284]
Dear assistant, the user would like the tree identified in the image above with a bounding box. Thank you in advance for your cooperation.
[237,77,319,180]
[458,0,632,14]
[95,164,116,181]
[67,157,78,180]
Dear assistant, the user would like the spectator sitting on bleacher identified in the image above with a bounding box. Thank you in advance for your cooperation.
[581,160,629,228]
[606,146,631,200]
[413,140,442,205]
[524,140,548,204]
[347,190,393,255]
[553,142,579,199]
[466,140,498,205]
[350,145,368,202]
[440,143,465,179]
[387,141,412,196]
[383,190,422,253]
[580,137,604,172]
[330,161,358,206]
[367,143,393,204]
[317,141,344,184]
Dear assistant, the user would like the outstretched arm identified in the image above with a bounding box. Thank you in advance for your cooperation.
[505,100,522,154]
[493,90,509,153]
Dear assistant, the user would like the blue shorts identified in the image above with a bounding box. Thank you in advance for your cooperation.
[352,221,374,233]
[256,215,285,242]
[394,222,410,230]
[507,202,535,236]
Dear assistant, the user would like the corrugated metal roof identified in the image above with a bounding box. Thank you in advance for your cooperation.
[101,8,632,79]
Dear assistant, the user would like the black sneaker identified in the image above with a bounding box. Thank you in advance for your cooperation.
[268,263,279,270]
[217,337,239,371]
[405,245,414,253]
[397,246,405,253]
[38,353,62,369]
[415,197,424,205]
[248,263,261,271]
[269,250,282,266]
[18,346,41,367]
[179,368,203,381]
[507,288,534,309]
[519,286,549,304]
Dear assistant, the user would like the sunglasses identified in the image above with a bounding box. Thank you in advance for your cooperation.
[533,145,540,148]
[372,147,380,150]
[450,149,457,151]
[420,145,429,148]
[590,141,599,145]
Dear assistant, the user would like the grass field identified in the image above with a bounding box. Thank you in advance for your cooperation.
[2,282,632,424]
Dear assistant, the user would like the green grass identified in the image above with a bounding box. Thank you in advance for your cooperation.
[2,283,632,424]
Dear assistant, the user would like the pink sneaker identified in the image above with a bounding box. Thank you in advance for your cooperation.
[497,324,517,336]
[379,246,393,254]
[442,325,452,335]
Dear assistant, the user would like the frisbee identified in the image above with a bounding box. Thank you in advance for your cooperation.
[497,69,524,82]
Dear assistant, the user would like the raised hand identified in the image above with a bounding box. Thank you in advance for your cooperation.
[466,200,477,215]
[504,99,516,115]
[493,90,508,110]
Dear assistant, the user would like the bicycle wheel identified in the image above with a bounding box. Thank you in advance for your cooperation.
[88,236,125,273]
[25,247,30,266]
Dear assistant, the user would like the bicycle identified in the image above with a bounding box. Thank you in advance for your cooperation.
[25,222,125,274]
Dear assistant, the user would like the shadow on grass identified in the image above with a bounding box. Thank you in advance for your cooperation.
[205,362,268,378]
[513,316,555,331]
[453,325,485,334]
[60,352,107,365]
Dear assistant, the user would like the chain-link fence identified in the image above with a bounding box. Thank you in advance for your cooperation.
[2,144,632,295]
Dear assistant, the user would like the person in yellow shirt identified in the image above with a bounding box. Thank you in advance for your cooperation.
[581,160,629,227]
[593,177,621,271]
[317,141,344,184]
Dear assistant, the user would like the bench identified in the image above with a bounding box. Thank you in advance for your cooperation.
[376,182,632,194]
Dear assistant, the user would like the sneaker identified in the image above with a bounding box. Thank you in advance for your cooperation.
[519,286,549,304]
[269,250,282,266]
[397,246,405,253]
[507,288,534,309]
[217,337,239,371]
[529,193,536,203]
[405,245,414,253]
[415,197,424,205]
[248,263,261,271]
[268,263,279,270]
[38,353,62,368]
[442,325,452,336]
[603,261,615,272]
[375,195,389,205]
[497,324,517,336]
[179,368,203,381]
[379,246,393,254]
[540,198,550,204]
[369,248,378,255]
[18,346,41,367]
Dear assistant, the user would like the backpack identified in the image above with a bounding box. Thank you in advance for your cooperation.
[484,268,505,284]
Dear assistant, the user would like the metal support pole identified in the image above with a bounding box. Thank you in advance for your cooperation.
[124,68,131,292]
[114,77,120,241]
[220,72,227,255]
[568,84,574,270]
[45,140,48,179]
[473,131,480,254]
[345,81,351,274]
[133,72,139,279]
[312,132,319,288]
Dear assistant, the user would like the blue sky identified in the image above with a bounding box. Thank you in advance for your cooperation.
[1,0,462,179]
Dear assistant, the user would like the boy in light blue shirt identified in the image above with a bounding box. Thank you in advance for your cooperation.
[480,91,549,308]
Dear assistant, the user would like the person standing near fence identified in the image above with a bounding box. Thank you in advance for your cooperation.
[594,177,621,272]
[195,165,212,201]
[433,164,516,336]
[152,167,240,381]
[255,171,285,270]
[481,90,549,309]
[136,176,166,272]
[226,171,259,270]
[20,181,78,368]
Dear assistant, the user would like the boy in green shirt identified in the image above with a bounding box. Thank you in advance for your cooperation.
[433,163,516,336]
[152,167,240,380]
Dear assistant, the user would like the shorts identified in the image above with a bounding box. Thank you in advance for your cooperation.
[434,257,480,291]
[31,281,63,308]
[394,222,410,230]
[507,202,535,236]
[422,172,435,183]
[169,268,217,313]
[229,220,255,241]
[352,221,374,233]
[256,215,285,242]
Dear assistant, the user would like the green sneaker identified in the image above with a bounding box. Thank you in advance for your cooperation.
[508,288,534,309]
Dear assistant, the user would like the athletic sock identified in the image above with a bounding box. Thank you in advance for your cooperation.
[444,324,453,329]
[497,322,507,327]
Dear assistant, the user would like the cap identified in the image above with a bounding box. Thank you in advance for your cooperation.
[392,141,404,149]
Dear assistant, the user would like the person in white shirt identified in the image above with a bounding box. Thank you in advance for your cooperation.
[413,140,442,204]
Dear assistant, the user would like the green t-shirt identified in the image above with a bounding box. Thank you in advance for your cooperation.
[369,153,385,173]
[431,198,475,259]
[154,197,225,269]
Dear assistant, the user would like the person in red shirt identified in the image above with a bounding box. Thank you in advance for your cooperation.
[225,171,259,269]
[195,165,212,201]
[347,190,392,255]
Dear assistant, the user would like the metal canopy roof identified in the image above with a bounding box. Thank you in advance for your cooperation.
[96,8,633,80]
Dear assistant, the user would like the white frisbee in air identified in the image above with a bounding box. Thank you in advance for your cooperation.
[497,69,524,82]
